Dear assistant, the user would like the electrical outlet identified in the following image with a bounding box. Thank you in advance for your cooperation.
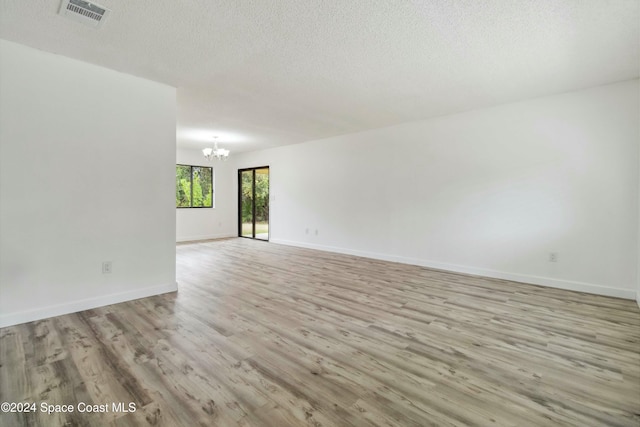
[305,228,309,234]
[549,252,558,263]
[102,261,112,274]
[315,229,318,236]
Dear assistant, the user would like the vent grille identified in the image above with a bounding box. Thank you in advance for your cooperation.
[59,0,110,28]
[67,0,105,22]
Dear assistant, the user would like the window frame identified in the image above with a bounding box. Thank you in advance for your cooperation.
[176,164,214,209]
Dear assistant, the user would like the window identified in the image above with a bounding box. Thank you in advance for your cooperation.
[176,164,214,208]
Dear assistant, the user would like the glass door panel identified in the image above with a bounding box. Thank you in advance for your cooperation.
[254,168,269,240]
[239,167,269,240]
[240,170,254,238]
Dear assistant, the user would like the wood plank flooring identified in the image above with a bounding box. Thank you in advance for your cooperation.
[1,238,639,426]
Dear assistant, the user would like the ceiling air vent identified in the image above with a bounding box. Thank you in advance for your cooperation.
[59,0,110,28]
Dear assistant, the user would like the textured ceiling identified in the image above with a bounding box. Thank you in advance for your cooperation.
[1,0,638,152]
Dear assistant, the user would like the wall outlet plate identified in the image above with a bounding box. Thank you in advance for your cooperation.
[102,261,112,274]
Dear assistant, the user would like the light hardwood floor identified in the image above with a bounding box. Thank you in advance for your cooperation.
[1,238,639,426]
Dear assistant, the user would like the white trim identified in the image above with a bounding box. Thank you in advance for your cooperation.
[0,282,178,328]
[176,233,236,243]
[271,239,636,300]
[636,290,640,310]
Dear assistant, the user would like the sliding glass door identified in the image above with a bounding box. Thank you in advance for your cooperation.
[239,167,269,240]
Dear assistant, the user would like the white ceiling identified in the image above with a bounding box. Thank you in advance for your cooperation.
[1,1,638,153]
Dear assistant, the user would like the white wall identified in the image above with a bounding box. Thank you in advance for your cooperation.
[176,148,237,241]
[0,40,177,327]
[234,80,640,299]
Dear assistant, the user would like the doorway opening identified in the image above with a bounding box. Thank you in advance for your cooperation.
[239,167,269,240]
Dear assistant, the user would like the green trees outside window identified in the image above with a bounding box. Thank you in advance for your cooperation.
[176,164,213,208]
[240,170,269,225]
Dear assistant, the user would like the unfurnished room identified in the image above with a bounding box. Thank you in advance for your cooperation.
[0,1,639,426]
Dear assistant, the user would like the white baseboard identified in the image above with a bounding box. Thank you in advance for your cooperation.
[177,233,236,243]
[0,282,178,328]
[270,239,636,300]
[636,290,640,310]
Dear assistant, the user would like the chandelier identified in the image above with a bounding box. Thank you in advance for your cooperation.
[202,137,230,161]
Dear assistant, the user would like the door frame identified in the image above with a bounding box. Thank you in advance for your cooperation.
[238,166,270,240]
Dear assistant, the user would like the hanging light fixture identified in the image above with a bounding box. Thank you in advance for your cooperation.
[202,136,230,161]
